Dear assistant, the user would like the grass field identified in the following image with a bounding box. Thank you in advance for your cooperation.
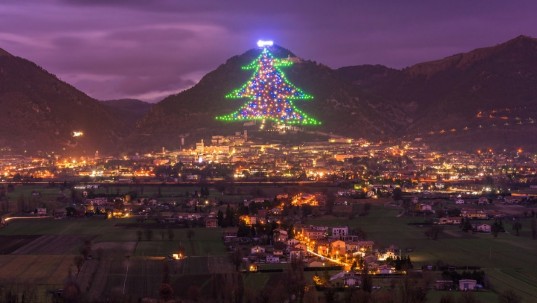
[308,202,537,302]
[0,217,233,301]
[1,194,536,301]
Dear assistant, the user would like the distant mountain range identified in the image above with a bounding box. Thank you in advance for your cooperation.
[1,35,537,154]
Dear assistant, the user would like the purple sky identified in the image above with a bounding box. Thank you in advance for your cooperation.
[1,0,537,102]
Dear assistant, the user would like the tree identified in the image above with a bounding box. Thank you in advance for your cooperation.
[498,289,522,303]
[225,204,235,227]
[392,187,403,202]
[284,257,306,302]
[144,228,153,241]
[398,276,427,303]
[63,268,81,303]
[440,293,455,303]
[362,203,372,216]
[167,228,175,241]
[187,229,195,241]
[425,225,444,240]
[492,219,504,238]
[217,210,225,227]
[460,218,474,232]
[531,216,537,240]
[74,255,85,275]
[79,239,92,260]
[457,292,481,303]
[361,262,373,293]
[512,220,522,236]
[230,247,243,271]
[216,44,320,125]
[159,283,174,301]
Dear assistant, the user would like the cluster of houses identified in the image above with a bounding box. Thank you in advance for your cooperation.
[232,222,408,277]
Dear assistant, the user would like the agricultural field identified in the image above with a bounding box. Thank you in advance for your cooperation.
[0,217,232,301]
[308,202,537,302]
[1,186,536,301]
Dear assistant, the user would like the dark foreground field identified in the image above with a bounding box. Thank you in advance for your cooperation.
[1,201,536,302]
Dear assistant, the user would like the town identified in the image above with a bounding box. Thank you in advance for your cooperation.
[0,131,536,302]
[1,131,536,190]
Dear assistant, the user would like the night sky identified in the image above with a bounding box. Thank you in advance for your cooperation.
[2,0,537,102]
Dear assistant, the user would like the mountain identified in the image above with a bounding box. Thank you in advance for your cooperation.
[129,45,405,150]
[0,48,126,154]
[3,35,537,154]
[337,35,537,151]
[101,99,153,126]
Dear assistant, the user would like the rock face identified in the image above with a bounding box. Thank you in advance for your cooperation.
[0,48,125,154]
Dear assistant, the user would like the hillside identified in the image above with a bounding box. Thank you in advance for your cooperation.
[2,35,537,153]
[0,48,126,154]
[129,45,405,150]
[338,35,537,150]
[101,99,153,126]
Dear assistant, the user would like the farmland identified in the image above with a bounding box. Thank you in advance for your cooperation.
[308,201,537,302]
[0,188,536,301]
[0,217,231,302]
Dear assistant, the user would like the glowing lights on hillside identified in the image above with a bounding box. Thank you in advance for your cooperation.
[216,42,320,125]
[72,131,84,137]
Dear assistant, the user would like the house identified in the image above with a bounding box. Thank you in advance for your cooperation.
[240,215,257,226]
[294,243,308,252]
[290,248,305,260]
[265,254,280,263]
[331,226,349,238]
[461,210,488,220]
[273,249,284,257]
[53,208,66,219]
[317,241,330,256]
[36,208,47,216]
[478,197,489,204]
[302,226,328,240]
[287,239,299,247]
[475,224,491,233]
[435,280,454,290]
[205,217,218,228]
[356,241,374,252]
[222,227,238,238]
[417,203,433,212]
[343,273,361,287]
[377,264,394,274]
[251,245,265,255]
[273,229,288,242]
[377,249,397,261]
[438,217,462,225]
[346,241,361,253]
[459,279,477,291]
[330,240,346,257]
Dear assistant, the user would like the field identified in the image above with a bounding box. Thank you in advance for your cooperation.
[0,217,231,301]
[308,200,537,302]
[1,191,537,301]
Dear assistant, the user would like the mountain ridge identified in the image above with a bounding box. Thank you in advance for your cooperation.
[2,35,537,153]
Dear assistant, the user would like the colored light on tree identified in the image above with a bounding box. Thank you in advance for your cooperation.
[216,45,320,125]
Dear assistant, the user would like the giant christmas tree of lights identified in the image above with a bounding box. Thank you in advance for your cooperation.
[216,41,320,125]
